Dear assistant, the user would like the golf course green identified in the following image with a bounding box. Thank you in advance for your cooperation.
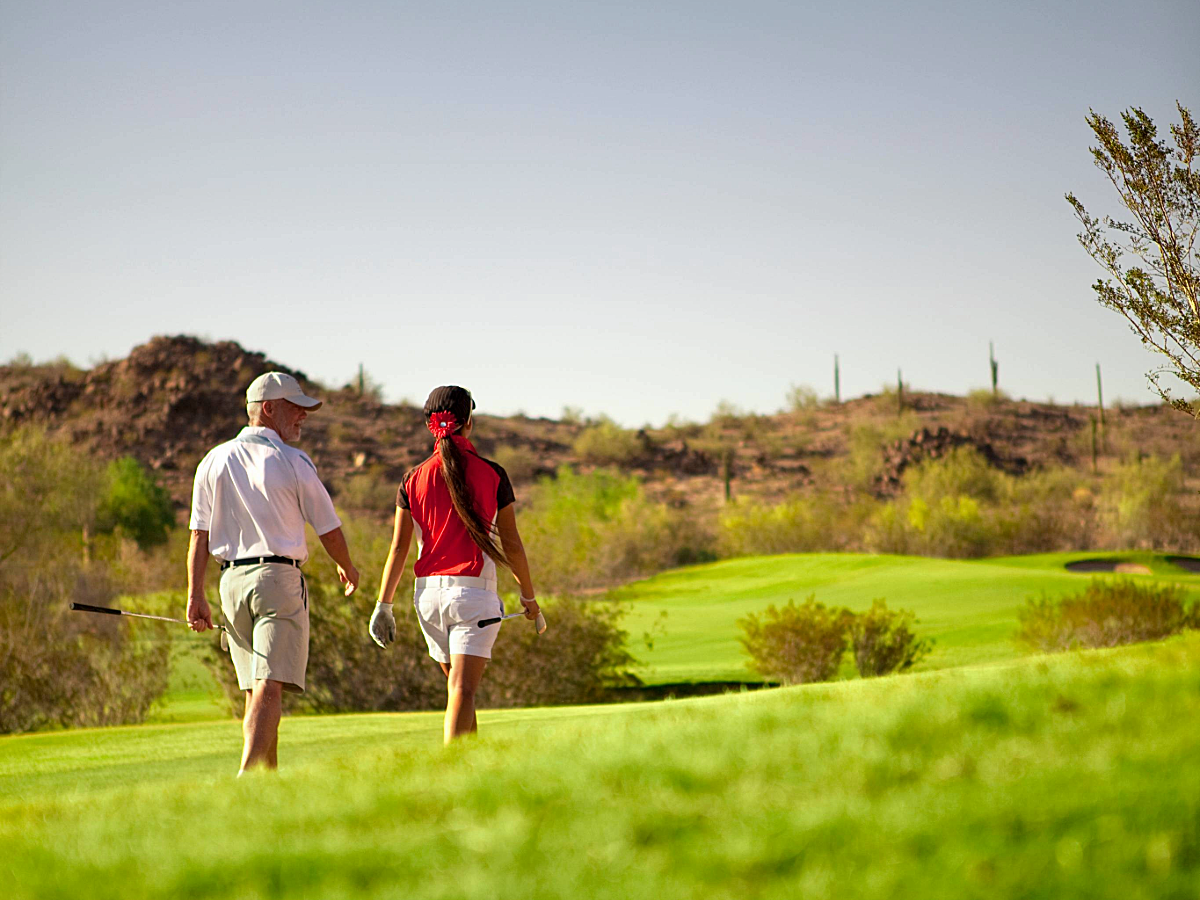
[3,551,1199,898]
[613,551,1200,684]
[3,634,1199,898]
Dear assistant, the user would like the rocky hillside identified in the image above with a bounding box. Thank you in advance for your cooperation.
[3,336,1197,519]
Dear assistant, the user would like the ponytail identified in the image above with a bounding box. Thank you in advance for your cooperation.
[425,402,510,568]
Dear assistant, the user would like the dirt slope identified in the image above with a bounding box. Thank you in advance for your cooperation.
[3,336,1197,517]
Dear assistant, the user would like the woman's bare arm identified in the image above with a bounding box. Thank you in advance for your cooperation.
[377,507,414,605]
[496,504,537,612]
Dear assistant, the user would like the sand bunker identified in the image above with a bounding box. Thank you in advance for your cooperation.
[1064,559,1153,575]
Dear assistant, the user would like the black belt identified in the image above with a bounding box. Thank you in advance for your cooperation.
[220,556,301,571]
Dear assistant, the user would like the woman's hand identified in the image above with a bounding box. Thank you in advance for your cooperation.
[520,596,540,620]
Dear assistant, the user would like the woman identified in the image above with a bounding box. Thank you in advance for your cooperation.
[369,385,540,742]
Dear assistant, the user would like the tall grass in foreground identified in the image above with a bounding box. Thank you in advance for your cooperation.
[3,635,1199,899]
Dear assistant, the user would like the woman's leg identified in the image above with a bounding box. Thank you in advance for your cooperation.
[443,654,488,743]
[439,661,479,734]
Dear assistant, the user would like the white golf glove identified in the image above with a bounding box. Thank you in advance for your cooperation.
[369,602,396,648]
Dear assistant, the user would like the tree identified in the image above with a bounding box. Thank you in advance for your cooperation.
[1066,103,1200,416]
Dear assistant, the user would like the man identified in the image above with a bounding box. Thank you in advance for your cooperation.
[186,371,360,773]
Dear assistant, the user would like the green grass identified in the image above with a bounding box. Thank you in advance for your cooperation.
[3,634,1199,899]
[612,551,1200,685]
[143,637,228,724]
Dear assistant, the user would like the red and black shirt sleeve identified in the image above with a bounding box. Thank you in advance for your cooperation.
[396,467,418,510]
[485,459,515,510]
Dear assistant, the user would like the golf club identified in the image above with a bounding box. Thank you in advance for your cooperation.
[478,610,548,634]
[71,602,232,651]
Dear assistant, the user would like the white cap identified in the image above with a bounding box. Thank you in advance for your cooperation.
[245,372,323,410]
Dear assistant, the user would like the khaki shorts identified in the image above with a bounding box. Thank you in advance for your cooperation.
[219,563,309,693]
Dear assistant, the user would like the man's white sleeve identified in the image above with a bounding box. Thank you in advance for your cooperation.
[293,451,342,535]
[188,453,213,531]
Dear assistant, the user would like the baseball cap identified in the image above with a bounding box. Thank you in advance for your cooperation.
[246,372,323,410]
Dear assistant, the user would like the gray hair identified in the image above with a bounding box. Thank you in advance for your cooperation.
[246,400,264,424]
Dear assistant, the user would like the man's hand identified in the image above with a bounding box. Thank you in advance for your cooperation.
[187,594,214,632]
[338,563,360,596]
[520,595,540,621]
[369,602,396,648]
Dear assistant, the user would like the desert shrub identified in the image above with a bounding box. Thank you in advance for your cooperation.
[0,429,169,733]
[966,387,1009,408]
[94,456,176,548]
[491,443,538,482]
[849,600,932,676]
[0,571,170,733]
[1017,579,1199,652]
[739,596,851,684]
[520,467,714,592]
[840,414,922,490]
[710,400,745,428]
[0,427,102,567]
[573,417,643,466]
[1099,454,1192,549]
[865,449,1095,558]
[718,493,866,556]
[336,465,399,517]
[785,384,820,412]
[866,493,992,558]
[480,598,640,707]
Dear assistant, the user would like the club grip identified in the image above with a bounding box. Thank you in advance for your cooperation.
[70,602,122,616]
[478,616,501,628]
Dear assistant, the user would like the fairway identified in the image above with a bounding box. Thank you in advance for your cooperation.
[612,551,1200,684]
[4,635,1200,899]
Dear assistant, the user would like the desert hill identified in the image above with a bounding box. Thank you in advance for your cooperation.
[3,336,1197,520]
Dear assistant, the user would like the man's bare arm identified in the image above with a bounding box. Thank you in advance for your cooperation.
[318,526,360,595]
[186,530,213,631]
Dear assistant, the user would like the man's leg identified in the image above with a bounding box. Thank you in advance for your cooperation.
[444,655,487,744]
[240,679,284,772]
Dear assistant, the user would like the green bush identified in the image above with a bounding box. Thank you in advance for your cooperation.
[1017,578,1199,652]
[1100,454,1192,549]
[849,600,932,676]
[519,467,713,592]
[573,418,643,466]
[785,384,820,412]
[335,465,400,517]
[0,572,170,733]
[718,493,867,556]
[739,596,851,684]
[864,449,1096,558]
[491,443,539,482]
[481,598,640,707]
[95,456,176,548]
[0,429,169,733]
[0,427,101,567]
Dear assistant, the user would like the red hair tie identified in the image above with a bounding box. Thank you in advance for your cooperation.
[428,411,458,440]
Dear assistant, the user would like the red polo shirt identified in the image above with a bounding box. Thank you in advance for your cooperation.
[397,436,515,580]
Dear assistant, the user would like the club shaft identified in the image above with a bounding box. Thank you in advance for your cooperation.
[477,612,527,627]
[70,602,227,631]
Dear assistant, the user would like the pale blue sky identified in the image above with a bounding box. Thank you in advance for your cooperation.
[2,1,1197,425]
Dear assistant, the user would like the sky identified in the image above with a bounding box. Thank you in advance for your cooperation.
[2,1,1198,426]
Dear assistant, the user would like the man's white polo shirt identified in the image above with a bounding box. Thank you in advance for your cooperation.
[189,426,341,564]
